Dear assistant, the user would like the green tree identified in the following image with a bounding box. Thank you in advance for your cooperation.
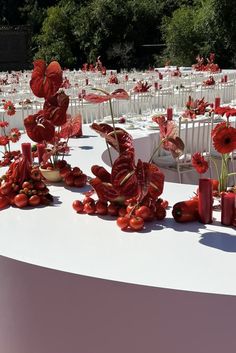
[34,2,78,67]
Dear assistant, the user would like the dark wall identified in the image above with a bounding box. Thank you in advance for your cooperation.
[0,26,31,71]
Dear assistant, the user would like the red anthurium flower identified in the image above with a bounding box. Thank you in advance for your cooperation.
[30,60,63,99]
[111,152,139,199]
[91,123,134,154]
[83,93,110,104]
[142,162,165,199]
[84,89,129,104]
[110,89,129,100]
[191,152,209,174]
[90,177,120,203]
[213,126,236,154]
[43,91,69,126]
[60,114,83,138]
[24,111,55,143]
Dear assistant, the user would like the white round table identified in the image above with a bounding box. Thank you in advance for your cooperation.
[0,125,235,353]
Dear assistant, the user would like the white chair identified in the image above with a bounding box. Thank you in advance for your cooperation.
[154,116,214,183]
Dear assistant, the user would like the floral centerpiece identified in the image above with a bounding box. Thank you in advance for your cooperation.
[23,59,87,187]
[72,89,184,231]
[191,121,236,193]
[182,96,211,119]
[192,53,220,73]
[133,80,151,93]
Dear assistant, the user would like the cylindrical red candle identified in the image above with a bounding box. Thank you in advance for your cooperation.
[154,82,158,90]
[85,78,88,85]
[167,107,173,121]
[215,97,221,109]
[21,143,32,164]
[37,143,46,164]
[198,178,213,224]
[224,75,228,83]
[125,74,128,81]
[221,192,236,226]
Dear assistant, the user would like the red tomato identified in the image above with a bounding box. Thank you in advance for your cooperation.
[72,167,82,176]
[74,174,87,187]
[28,195,41,206]
[0,182,12,195]
[156,206,166,220]
[64,173,74,186]
[72,200,84,213]
[83,196,95,205]
[14,194,28,208]
[60,166,71,178]
[22,181,33,189]
[83,202,96,214]
[118,207,127,217]
[0,195,10,209]
[161,200,169,209]
[129,216,144,231]
[135,205,151,220]
[116,216,130,230]
[108,203,119,216]
[34,181,46,190]
[95,200,108,215]
[30,169,41,181]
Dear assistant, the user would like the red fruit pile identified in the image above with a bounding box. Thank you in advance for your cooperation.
[40,160,87,188]
[0,162,53,209]
[0,150,21,166]
[72,196,168,232]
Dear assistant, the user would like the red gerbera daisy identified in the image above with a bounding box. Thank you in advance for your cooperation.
[0,135,9,146]
[213,126,236,154]
[3,101,16,116]
[191,152,209,174]
[0,121,9,128]
[9,128,21,143]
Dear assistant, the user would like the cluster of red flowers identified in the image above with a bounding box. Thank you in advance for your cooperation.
[3,100,16,115]
[191,152,209,174]
[203,76,215,86]
[182,96,211,119]
[108,74,119,84]
[133,80,151,93]
[192,53,220,73]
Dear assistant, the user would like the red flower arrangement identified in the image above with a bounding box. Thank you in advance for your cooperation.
[108,74,119,84]
[133,80,151,93]
[203,76,215,86]
[72,88,184,231]
[182,96,211,119]
[24,59,87,187]
[192,53,220,73]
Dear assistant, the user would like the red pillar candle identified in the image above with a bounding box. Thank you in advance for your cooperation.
[224,75,228,83]
[125,74,128,81]
[198,178,213,224]
[221,192,236,226]
[214,97,221,109]
[85,78,88,85]
[37,144,46,165]
[167,107,173,121]
[154,82,158,91]
[21,143,32,164]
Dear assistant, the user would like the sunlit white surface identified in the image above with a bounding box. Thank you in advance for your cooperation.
[0,125,235,296]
